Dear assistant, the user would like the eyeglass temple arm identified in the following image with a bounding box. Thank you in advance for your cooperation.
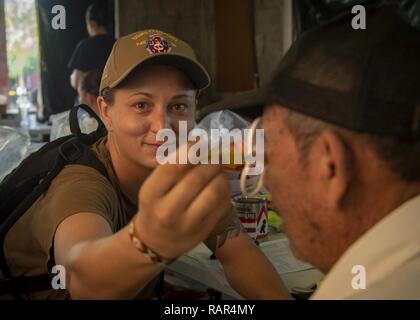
[240,117,264,197]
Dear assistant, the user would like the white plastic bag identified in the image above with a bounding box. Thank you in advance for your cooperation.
[49,109,98,141]
[197,110,257,196]
[0,126,30,181]
[197,110,250,132]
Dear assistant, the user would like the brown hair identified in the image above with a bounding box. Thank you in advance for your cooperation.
[80,70,102,97]
[101,86,115,105]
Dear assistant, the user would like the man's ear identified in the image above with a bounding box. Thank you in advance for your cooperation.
[315,130,354,209]
[87,20,97,30]
[86,20,93,35]
[97,96,113,132]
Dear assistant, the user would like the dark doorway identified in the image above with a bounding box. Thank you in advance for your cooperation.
[37,0,114,120]
[214,0,258,93]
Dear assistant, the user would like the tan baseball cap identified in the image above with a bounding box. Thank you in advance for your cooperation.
[100,29,211,93]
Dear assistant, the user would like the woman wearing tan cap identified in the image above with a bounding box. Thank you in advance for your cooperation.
[2,29,288,299]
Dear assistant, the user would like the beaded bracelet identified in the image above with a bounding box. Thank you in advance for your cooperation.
[128,219,175,265]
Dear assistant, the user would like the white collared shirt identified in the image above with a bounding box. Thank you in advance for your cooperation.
[312,194,420,300]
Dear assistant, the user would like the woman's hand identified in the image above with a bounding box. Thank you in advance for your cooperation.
[135,161,231,260]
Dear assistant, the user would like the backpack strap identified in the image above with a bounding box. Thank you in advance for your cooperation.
[58,137,108,178]
[69,104,107,141]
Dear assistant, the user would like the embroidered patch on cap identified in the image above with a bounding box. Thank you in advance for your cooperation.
[146,35,171,54]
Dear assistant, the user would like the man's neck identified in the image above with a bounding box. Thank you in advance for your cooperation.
[106,139,151,205]
[90,28,108,37]
[358,180,420,233]
[324,178,420,273]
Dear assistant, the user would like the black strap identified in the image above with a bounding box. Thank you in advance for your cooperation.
[59,137,108,178]
[69,104,106,138]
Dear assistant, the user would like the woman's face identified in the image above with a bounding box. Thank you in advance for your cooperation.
[98,65,198,169]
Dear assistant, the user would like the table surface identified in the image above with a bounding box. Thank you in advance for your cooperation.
[3,113,52,141]
[166,232,324,299]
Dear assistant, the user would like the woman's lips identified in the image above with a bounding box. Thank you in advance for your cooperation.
[143,143,163,151]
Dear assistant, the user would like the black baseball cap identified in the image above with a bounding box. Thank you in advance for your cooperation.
[198,87,267,120]
[269,6,420,139]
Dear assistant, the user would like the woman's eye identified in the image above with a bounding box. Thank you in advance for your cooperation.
[171,104,188,113]
[134,102,148,111]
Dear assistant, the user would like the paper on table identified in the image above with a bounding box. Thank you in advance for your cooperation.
[259,238,313,274]
[183,245,232,289]
[184,238,313,289]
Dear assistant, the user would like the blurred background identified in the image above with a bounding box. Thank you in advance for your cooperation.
[0,0,419,124]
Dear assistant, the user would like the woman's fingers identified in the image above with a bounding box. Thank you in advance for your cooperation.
[164,164,223,212]
[139,162,192,200]
[185,171,231,227]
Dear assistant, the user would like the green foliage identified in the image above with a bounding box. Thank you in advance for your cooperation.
[5,0,39,81]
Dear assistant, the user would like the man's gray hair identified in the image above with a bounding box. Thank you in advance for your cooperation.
[283,109,420,182]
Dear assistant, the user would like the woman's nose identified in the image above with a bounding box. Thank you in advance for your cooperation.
[149,107,169,133]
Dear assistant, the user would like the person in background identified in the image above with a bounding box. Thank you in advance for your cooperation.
[78,69,101,114]
[68,1,115,92]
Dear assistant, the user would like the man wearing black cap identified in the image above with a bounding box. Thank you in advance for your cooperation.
[263,6,420,299]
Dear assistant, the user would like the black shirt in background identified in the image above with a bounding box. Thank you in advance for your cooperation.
[68,34,116,72]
